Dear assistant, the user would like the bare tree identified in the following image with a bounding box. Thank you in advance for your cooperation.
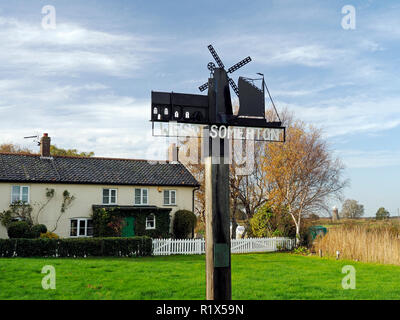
[230,140,270,238]
[179,132,269,238]
[262,121,348,244]
[229,106,290,237]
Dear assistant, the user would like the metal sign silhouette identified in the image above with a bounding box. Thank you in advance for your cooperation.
[151,44,284,136]
[151,44,285,300]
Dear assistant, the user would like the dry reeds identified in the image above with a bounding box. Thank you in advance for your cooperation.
[313,221,400,265]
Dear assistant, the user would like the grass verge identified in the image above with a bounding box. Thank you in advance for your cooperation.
[1,252,400,299]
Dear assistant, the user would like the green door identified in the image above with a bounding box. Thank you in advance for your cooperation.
[122,217,135,237]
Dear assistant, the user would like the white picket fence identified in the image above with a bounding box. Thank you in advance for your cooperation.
[152,237,295,256]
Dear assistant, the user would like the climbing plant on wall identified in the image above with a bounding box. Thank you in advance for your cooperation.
[35,188,55,224]
[92,207,171,238]
[51,190,75,232]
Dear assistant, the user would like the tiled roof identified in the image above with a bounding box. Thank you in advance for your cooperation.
[0,153,199,187]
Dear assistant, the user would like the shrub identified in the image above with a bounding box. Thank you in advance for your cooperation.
[0,202,34,227]
[173,210,197,238]
[293,246,310,255]
[250,204,294,238]
[40,231,59,239]
[0,237,152,258]
[31,224,48,238]
[7,221,32,239]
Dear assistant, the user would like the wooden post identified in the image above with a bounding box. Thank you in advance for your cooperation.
[204,130,231,300]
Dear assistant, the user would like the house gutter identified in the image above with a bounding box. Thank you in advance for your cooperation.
[192,186,200,213]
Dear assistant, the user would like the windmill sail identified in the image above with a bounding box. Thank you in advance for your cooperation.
[237,77,265,118]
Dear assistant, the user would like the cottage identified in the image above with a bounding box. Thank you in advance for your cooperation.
[0,134,199,239]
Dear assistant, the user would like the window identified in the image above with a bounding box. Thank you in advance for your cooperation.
[11,186,29,203]
[163,190,176,205]
[103,189,117,205]
[146,214,156,230]
[70,218,93,237]
[134,188,148,205]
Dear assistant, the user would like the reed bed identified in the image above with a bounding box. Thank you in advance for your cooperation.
[313,222,400,265]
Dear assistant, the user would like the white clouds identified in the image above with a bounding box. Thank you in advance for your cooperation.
[0,17,159,77]
[358,39,384,52]
[0,14,170,159]
[193,30,357,69]
[273,83,352,98]
[367,11,400,39]
[265,44,346,67]
[338,149,400,169]
[0,3,399,164]
[283,96,400,138]
[0,89,164,159]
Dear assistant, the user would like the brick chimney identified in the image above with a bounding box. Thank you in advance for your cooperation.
[40,133,51,158]
[167,143,179,162]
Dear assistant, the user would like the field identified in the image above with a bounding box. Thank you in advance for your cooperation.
[1,252,400,300]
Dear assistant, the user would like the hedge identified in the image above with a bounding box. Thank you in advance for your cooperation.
[0,236,152,258]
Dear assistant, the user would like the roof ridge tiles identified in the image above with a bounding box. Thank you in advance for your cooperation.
[0,152,175,163]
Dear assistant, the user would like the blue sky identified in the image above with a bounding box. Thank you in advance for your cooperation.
[0,0,399,216]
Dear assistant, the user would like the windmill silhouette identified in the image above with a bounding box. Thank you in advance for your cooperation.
[198,45,252,97]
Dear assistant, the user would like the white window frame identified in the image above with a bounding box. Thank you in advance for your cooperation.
[145,214,156,230]
[134,188,148,205]
[11,185,30,204]
[102,188,117,205]
[70,218,93,237]
[163,189,176,205]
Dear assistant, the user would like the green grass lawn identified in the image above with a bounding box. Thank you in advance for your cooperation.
[1,252,400,300]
